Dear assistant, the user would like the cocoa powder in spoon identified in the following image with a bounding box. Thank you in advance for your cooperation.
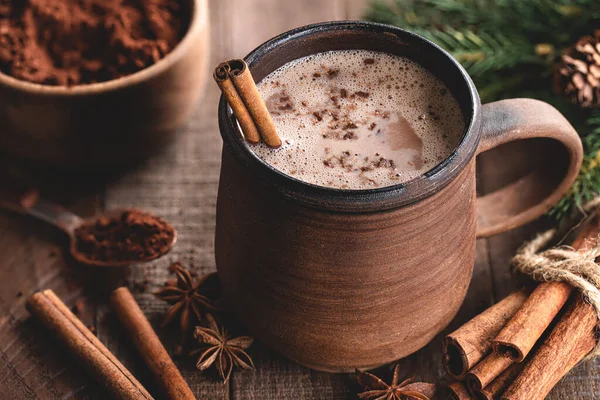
[74,210,175,263]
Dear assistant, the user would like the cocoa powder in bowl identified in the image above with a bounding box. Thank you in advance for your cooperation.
[0,0,188,85]
[74,210,175,263]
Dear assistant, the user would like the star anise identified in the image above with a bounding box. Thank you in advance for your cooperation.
[356,364,437,400]
[192,314,254,383]
[154,262,220,353]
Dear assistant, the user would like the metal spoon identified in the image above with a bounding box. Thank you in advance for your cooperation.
[0,187,177,267]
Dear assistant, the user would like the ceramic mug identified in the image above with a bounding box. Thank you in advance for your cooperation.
[215,21,583,372]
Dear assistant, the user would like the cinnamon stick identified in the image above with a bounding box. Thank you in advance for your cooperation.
[213,62,261,144]
[493,282,573,361]
[466,352,512,393]
[471,361,524,400]
[442,289,529,380]
[493,217,600,362]
[501,294,596,400]
[445,381,475,400]
[229,59,282,148]
[26,290,153,400]
[110,287,195,400]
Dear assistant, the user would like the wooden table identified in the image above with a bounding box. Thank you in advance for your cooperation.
[0,0,598,398]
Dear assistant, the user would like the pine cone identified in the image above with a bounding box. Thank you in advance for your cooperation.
[555,30,600,108]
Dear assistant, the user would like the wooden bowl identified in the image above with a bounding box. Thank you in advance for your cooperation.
[0,0,209,168]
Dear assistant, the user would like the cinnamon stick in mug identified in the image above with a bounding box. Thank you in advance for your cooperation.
[213,62,261,144]
[493,215,600,362]
[110,287,195,400]
[442,289,528,380]
[26,290,153,400]
[466,352,513,393]
[229,59,282,148]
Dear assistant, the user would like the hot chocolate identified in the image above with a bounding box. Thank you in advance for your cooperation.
[249,50,465,189]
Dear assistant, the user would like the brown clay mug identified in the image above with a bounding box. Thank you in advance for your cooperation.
[215,21,583,372]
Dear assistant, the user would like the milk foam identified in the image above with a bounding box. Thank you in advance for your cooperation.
[247,50,465,189]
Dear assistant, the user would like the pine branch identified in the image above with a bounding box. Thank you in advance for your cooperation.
[366,4,548,79]
[365,0,458,28]
[419,28,542,77]
[476,71,541,103]
[551,111,600,219]
[366,0,600,46]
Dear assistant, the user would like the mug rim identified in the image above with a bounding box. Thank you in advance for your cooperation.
[218,20,482,213]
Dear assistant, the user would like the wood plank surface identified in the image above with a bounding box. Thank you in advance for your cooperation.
[0,0,598,399]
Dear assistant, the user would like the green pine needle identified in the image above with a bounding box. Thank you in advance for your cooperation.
[552,112,600,219]
[420,28,541,77]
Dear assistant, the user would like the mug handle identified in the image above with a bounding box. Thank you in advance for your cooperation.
[476,98,583,238]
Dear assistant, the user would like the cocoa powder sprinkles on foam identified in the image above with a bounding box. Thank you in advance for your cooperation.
[74,210,175,263]
[253,50,465,189]
[0,0,187,86]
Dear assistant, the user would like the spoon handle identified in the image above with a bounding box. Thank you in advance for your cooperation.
[0,186,82,235]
